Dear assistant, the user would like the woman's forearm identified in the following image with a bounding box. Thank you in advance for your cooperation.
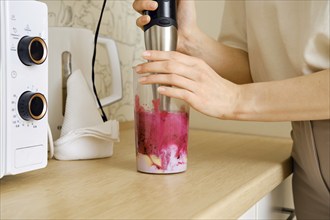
[234,69,330,121]
[180,28,252,84]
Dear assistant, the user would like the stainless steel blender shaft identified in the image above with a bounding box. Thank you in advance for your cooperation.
[144,25,177,110]
[144,25,177,51]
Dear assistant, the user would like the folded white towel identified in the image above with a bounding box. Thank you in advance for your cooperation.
[54,69,119,160]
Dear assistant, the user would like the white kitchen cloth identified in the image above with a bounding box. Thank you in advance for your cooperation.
[54,69,119,160]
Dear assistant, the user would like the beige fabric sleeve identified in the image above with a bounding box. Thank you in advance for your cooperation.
[218,0,248,52]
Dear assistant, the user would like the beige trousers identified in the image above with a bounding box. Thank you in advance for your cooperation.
[291,120,330,220]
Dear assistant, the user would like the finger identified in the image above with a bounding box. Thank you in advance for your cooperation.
[157,86,196,106]
[142,50,198,66]
[139,73,196,93]
[136,15,151,29]
[135,60,197,80]
[132,0,158,15]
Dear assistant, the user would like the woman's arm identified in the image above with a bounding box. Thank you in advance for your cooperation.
[236,69,330,121]
[133,0,252,85]
[180,28,252,85]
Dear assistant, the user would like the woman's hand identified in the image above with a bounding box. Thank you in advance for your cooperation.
[134,50,241,119]
[132,0,158,28]
[132,0,199,54]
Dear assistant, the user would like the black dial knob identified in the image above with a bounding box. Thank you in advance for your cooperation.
[17,36,48,66]
[18,91,47,121]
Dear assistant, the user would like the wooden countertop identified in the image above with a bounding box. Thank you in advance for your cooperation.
[0,122,293,219]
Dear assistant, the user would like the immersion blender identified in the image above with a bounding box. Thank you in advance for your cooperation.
[144,0,177,111]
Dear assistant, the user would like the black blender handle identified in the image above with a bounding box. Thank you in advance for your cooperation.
[144,0,177,31]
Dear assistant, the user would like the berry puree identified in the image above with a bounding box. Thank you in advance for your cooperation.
[135,95,189,174]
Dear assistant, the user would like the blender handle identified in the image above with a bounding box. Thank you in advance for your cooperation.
[97,36,123,107]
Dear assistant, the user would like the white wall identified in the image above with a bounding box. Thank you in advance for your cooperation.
[191,1,292,138]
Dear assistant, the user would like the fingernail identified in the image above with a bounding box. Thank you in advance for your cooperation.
[135,65,142,73]
[138,77,147,83]
[143,15,150,23]
[142,51,151,58]
[150,1,158,9]
[157,87,165,92]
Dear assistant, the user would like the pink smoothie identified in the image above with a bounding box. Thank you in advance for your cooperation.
[135,95,189,173]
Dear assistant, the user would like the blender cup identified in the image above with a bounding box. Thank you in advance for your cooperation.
[135,0,187,174]
[134,71,189,174]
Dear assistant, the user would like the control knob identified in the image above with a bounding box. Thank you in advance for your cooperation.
[17,36,47,66]
[17,91,47,121]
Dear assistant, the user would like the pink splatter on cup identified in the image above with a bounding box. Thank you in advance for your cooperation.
[134,71,190,174]
[135,96,189,174]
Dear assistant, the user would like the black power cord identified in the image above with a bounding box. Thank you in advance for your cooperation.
[92,0,108,122]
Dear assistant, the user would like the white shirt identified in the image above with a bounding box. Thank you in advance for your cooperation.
[218,0,330,82]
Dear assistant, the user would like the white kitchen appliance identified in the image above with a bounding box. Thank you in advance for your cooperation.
[0,0,48,178]
[48,27,122,140]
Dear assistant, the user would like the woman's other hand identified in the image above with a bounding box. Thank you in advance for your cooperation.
[132,0,200,55]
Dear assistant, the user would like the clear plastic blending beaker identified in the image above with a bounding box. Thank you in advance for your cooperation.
[134,71,189,174]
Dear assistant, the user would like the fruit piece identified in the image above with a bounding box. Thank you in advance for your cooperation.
[149,154,162,168]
